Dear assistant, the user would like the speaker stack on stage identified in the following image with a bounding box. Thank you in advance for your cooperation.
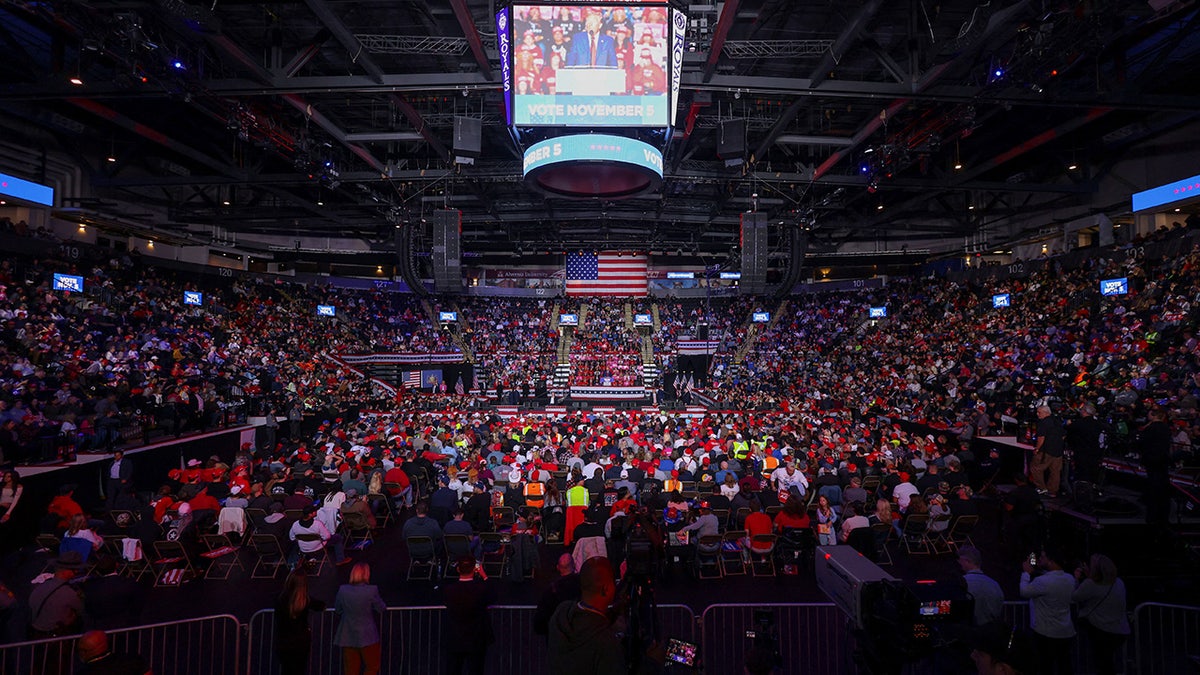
[740,211,768,295]
[431,209,462,294]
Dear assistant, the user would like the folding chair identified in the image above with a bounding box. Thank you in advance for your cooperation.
[248,534,288,579]
[151,540,197,587]
[99,536,130,576]
[719,530,747,576]
[108,509,137,531]
[492,506,515,530]
[944,515,979,552]
[862,475,881,495]
[341,511,374,549]
[366,493,392,528]
[405,536,439,580]
[901,514,931,555]
[200,533,244,580]
[765,506,782,518]
[383,482,408,514]
[443,534,473,578]
[712,509,731,533]
[733,508,751,530]
[924,514,954,554]
[36,534,61,573]
[870,522,894,565]
[749,534,777,577]
[284,509,304,522]
[294,533,330,576]
[478,532,510,577]
[694,535,722,579]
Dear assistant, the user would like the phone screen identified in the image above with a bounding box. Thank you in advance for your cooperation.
[666,638,697,666]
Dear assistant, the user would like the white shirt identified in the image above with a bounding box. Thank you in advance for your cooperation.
[771,467,808,493]
[1020,570,1077,639]
[893,482,919,510]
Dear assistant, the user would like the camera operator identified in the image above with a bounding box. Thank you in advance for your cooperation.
[547,557,626,675]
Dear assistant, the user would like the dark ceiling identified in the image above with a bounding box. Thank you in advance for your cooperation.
[1,0,1198,259]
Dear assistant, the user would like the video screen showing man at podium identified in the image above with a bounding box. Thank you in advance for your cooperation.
[511,4,670,126]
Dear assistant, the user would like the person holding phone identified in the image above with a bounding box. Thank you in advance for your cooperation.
[1019,547,1075,674]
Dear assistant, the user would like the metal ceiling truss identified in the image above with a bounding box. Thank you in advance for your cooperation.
[354,34,470,56]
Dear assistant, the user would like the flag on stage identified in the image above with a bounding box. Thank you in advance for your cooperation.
[566,251,648,296]
[402,371,421,388]
[454,376,465,396]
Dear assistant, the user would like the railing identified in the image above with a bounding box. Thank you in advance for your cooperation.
[1132,602,1200,675]
[0,614,240,675]
[248,604,694,675]
[4,601,1194,674]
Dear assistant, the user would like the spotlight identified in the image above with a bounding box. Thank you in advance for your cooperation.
[69,77,84,86]
[106,156,117,163]
[316,200,324,206]
[222,200,231,206]
[993,69,1003,78]
[860,165,870,174]
[954,162,963,170]
[876,204,884,211]
[172,60,186,70]
[1067,164,1077,170]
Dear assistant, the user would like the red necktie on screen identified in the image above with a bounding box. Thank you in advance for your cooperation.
[590,36,597,66]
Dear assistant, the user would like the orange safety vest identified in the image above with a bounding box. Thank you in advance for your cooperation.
[524,481,546,508]
[663,479,682,493]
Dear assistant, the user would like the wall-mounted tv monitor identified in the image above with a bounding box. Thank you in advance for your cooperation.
[183,291,204,306]
[1100,278,1128,296]
[438,311,458,322]
[868,306,887,318]
[316,305,337,317]
[509,4,672,127]
[719,272,741,279]
[559,313,579,326]
[992,293,1010,308]
[634,313,653,325]
[52,273,83,293]
[751,312,770,323]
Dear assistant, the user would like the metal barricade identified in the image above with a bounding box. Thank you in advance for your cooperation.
[1132,602,1200,674]
[248,603,694,675]
[249,605,445,675]
[0,614,240,675]
[701,603,853,675]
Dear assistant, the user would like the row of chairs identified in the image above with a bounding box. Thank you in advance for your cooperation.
[693,531,779,578]
[403,533,525,581]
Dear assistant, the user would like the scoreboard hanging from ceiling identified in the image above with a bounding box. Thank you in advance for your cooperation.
[496,2,686,199]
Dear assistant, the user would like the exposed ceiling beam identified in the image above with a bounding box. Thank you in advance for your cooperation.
[447,0,493,79]
[302,0,386,83]
[283,29,332,78]
[813,0,1035,179]
[281,95,387,173]
[702,0,740,83]
[807,0,885,90]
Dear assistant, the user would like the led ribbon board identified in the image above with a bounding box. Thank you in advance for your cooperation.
[523,134,662,198]
[0,172,54,206]
[1132,173,1200,212]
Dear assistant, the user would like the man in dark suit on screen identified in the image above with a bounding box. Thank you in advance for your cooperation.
[567,12,617,67]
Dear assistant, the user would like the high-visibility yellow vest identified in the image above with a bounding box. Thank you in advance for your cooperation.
[732,440,750,460]
[566,485,590,507]
[524,481,546,508]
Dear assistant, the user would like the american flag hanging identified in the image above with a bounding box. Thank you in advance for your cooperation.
[403,371,422,388]
[565,251,648,296]
[454,376,465,396]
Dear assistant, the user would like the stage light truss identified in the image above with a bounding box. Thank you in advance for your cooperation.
[723,40,834,59]
[354,35,470,56]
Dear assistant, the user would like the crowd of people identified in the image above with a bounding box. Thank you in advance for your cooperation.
[2,218,1199,672]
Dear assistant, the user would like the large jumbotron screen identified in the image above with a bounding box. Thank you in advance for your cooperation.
[509,4,672,127]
